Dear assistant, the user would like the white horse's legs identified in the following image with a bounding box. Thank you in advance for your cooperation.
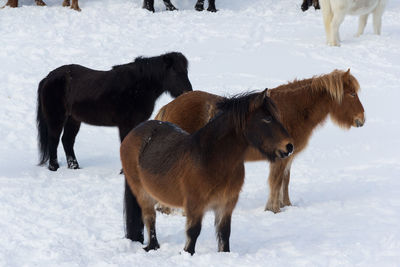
[372,0,387,35]
[356,14,369,37]
[329,12,345,46]
[320,0,333,45]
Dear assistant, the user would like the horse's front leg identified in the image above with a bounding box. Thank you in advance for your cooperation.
[280,158,293,208]
[265,160,288,213]
[163,0,177,11]
[214,197,237,252]
[329,12,345,46]
[319,0,333,44]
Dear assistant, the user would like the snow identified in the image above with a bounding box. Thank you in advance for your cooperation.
[1,0,400,266]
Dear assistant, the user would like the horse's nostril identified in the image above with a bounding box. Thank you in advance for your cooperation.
[355,119,364,127]
[286,143,294,153]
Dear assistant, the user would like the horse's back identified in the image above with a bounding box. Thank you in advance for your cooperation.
[155,90,223,133]
[122,120,189,174]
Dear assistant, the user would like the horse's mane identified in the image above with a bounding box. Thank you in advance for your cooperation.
[215,90,276,134]
[272,69,360,103]
[111,52,188,74]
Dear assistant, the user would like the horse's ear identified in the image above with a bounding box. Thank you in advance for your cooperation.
[263,88,271,97]
[343,68,351,81]
[163,54,174,69]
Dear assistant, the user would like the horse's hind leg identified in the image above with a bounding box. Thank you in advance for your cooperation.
[143,0,155,12]
[184,203,204,255]
[356,14,369,37]
[163,0,177,11]
[214,197,238,252]
[207,0,217,12]
[372,0,387,35]
[136,191,159,251]
[47,122,64,171]
[62,117,81,169]
[194,0,204,11]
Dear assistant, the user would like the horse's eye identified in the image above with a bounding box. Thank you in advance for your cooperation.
[350,92,356,97]
[262,116,272,124]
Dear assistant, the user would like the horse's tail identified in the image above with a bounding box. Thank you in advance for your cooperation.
[124,179,144,243]
[37,78,49,165]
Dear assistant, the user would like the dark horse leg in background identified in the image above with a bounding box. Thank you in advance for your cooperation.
[142,0,155,12]
[195,0,217,12]
[143,0,177,12]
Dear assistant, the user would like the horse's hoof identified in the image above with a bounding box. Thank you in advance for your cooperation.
[207,7,217,12]
[166,5,177,11]
[195,4,204,11]
[265,202,281,213]
[144,242,160,252]
[48,163,59,171]
[35,0,46,6]
[126,232,144,244]
[72,6,81,11]
[67,160,80,169]
[62,0,70,6]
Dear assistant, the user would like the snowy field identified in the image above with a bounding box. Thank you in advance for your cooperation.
[1,0,400,266]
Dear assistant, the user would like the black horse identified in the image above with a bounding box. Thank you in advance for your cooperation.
[301,0,320,11]
[143,0,217,12]
[37,52,193,171]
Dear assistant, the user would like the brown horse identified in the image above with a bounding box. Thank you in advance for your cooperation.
[120,90,293,254]
[155,69,365,213]
[3,0,80,11]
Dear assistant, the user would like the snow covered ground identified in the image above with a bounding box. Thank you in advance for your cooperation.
[1,0,400,266]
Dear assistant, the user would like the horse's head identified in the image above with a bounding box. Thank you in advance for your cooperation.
[244,89,294,161]
[162,52,193,98]
[329,69,365,129]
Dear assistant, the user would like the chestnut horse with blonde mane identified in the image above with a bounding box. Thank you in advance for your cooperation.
[121,90,293,254]
[155,69,365,213]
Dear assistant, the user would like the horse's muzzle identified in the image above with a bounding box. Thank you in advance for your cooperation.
[276,143,294,159]
[355,117,365,128]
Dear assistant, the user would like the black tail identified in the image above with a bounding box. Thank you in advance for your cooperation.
[124,179,144,243]
[37,78,49,165]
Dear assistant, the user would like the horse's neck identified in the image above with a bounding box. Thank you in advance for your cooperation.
[273,84,331,140]
[192,114,248,167]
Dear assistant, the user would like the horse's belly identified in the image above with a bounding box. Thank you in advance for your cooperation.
[348,0,378,15]
[139,170,184,208]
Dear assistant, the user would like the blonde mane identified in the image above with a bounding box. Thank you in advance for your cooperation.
[311,69,360,103]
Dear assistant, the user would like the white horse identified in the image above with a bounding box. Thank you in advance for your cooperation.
[320,0,388,46]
